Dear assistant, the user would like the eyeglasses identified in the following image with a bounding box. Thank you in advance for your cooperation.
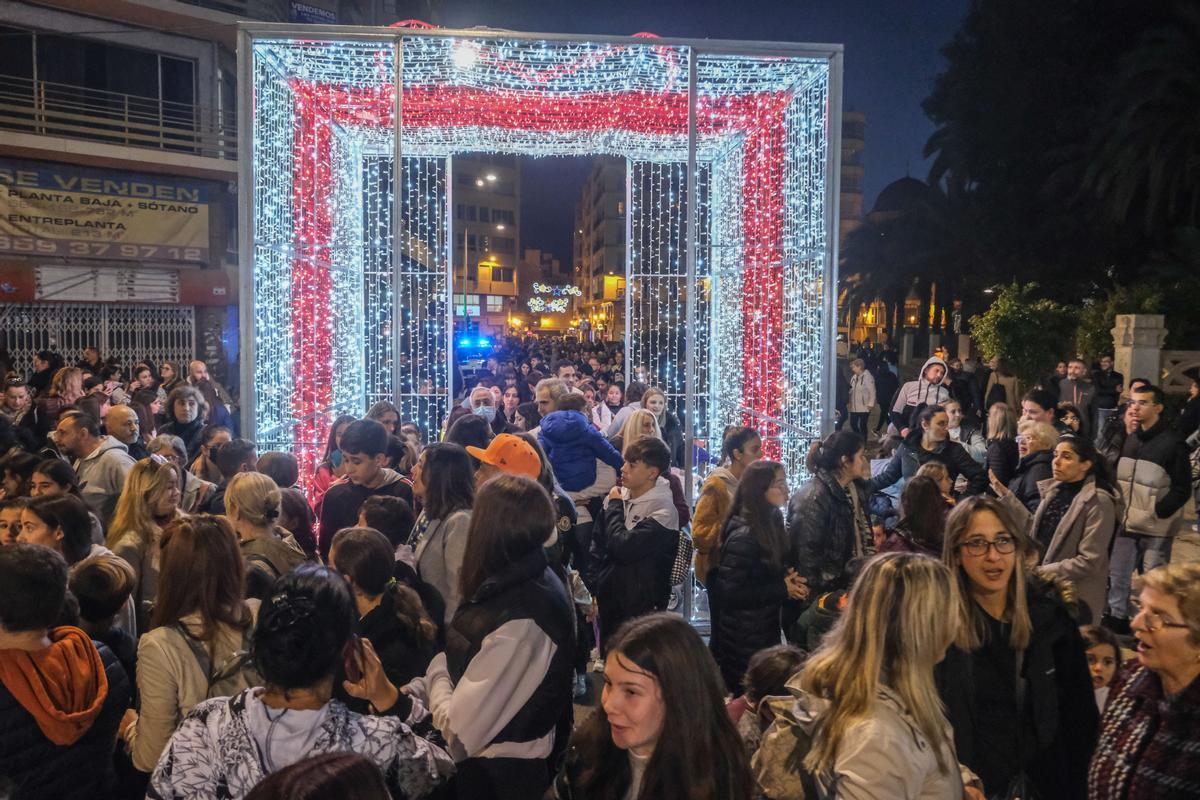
[1130,599,1190,633]
[959,535,1017,556]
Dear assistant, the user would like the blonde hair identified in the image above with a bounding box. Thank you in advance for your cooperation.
[942,495,1034,650]
[49,367,83,400]
[619,408,662,456]
[801,553,960,775]
[641,386,667,416]
[107,458,182,549]
[987,403,1015,440]
[1136,562,1200,647]
[1017,420,1058,451]
[916,461,950,486]
[225,471,282,528]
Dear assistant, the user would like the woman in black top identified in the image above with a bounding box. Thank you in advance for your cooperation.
[328,527,436,715]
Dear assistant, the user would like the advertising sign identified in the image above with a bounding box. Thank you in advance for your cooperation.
[0,159,210,264]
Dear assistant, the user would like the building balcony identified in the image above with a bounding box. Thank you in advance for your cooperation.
[0,74,236,179]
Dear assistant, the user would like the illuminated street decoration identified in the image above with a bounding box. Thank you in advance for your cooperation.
[245,30,838,485]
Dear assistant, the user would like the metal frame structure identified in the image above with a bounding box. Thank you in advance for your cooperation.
[237,24,843,493]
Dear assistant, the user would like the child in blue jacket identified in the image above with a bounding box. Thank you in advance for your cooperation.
[538,394,624,492]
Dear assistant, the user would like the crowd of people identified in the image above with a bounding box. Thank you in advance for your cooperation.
[0,336,1198,800]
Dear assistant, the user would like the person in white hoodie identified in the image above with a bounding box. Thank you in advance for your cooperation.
[888,356,952,438]
[590,437,680,652]
[54,410,135,531]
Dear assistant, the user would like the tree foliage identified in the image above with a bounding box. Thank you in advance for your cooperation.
[968,284,1075,387]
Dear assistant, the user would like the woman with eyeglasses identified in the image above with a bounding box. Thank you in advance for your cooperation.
[1088,562,1200,799]
[937,496,1098,799]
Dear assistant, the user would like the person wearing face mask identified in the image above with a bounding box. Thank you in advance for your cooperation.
[869,405,987,500]
[160,386,208,461]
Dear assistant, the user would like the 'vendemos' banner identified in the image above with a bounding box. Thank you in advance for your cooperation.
[0,159,210,263]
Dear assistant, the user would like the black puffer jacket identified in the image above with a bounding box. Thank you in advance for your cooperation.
[1008,449,1054,513]
[786,470,870,599]
[868,430,988,496]
[0,640,131,800]
[936,578,1098,799]
[709,514,789,693]
[987,438,1020,488]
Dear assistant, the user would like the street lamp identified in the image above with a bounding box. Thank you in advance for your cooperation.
[486,173,497,182]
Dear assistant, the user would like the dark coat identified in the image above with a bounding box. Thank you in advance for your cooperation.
[987,438,1020,488]
[660,410,685,468]
[868,431,988,496]
[591,495,677,648]
[334,589,435,716]
[935,579,1098,799]
[786,470,870,599]
[0,640,131,800]
[710,514,789,693]
[159,415,206,461]
[1008,449,1054,513]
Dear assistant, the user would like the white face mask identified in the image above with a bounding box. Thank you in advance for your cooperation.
[474,405,496,422]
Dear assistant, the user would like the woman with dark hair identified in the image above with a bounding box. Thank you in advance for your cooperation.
[160,385,209,460]
[710,461,807,693]
[130,387,161,440]
[937,496,1098,799]
[187,424,231,485]
[311,414,356,510]
[278,487,317,558]
[28,457,83,499]
[446,414,493,466]
[514,401,541,433]
[994,434,1119,624]
[123,515,259,773]
[27,349,63,395]
[0,450,40,500]
[409,443,474,627]
[405,475,573,799]
[786,430,872,600]
[148,563,454,799]
[603,383,624,418]
[31,366,84,437]
[879,474,951,557]
[245,752,390,800]
[17,494,94,566]
[692,426,762,584]
[193,379,233,429]
[329,527,436,714]
[158,361,184,394]
[552,613,753,800]
[870,404,987,498]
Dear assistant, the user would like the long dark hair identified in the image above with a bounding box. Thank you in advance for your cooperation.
[458,475,554,602]
[724,460,787,564]
[1056,434,1117,493]
[418,443,474,521]
[24,494,92,565]
[150,515,252,643]
[330,527,436,645]
[897,475,948,552]
[251,563,355,691]
[570,613,753,800]
[320,414,357,467]
[516,401,541,431]
[245,752,389,800]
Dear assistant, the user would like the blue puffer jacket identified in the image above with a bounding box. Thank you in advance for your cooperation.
[0,638,131,800]
[538,410,624,492]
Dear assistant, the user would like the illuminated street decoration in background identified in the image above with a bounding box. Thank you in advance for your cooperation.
[247,31,836,485]
[528,282,582,313]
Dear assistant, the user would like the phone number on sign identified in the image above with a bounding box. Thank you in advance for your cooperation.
[0,235,204,261]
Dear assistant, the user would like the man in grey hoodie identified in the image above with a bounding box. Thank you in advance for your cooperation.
[54,411,135,531]
[888,356,952,436]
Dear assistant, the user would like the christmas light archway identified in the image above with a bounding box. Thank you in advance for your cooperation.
[239,25,843,489]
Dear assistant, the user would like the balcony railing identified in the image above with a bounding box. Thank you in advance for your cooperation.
[0,74,237,161]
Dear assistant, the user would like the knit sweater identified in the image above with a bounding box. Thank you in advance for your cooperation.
[1088,663,1200,800]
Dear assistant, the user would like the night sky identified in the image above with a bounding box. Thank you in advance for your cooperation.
[428,0,969,263]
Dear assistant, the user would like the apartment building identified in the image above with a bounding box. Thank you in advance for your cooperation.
[0,0,400,393]
[572,157,625,341]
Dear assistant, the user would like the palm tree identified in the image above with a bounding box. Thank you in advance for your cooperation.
[1085,4,1200,232]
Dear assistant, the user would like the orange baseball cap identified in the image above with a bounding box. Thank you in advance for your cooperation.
[466,434,542,481]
